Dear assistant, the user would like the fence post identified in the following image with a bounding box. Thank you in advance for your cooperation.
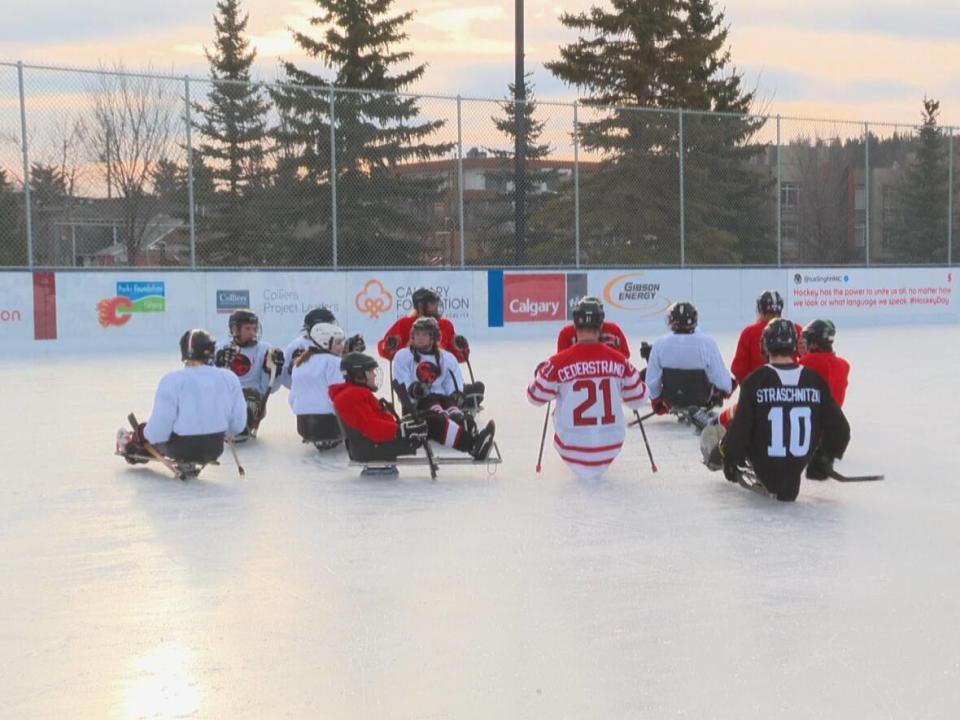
[17,61,33,268]
[573,101,581,268]
[776,114,782,268]
[678,108,685,267]
[948,127,954,265]
[183,76,197,269]
[864,122,870,266]
[456,95,465,268]
[329,87,338,269]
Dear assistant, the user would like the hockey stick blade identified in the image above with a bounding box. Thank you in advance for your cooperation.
[828,470,885,483]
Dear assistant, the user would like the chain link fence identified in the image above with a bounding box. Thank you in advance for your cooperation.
[0,61,956,269]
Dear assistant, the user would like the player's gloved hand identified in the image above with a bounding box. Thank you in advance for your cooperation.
[723,460,742,484]
[651,396,670,415]
[534,361,549,378]
[453,334,470,360]
[346,334,365,353]
[400,417,428,441]
[215,346,237,368]
[408,381,430,400]
[291,347,305,365]
[385,335,401,352]
[639,341,652,362]
[805,451,834,481]
[600,332,620,349]
[264,347,285,375]
[450,391,465,408]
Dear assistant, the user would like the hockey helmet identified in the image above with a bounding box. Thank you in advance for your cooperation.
[340,352,381,388]
[411,316,441,346]
[756,290,784,317]
[802,318,836,352]
[573,296,604,330]
[228,308,261,346]
[762,318,798,356]
[179,329,216,364]
[303,306,336,331]
[667,301,698,333]
[412,287,441,317]
[309,322,346,353]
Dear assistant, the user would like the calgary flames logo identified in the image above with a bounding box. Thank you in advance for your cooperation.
[355,279,393,319]
[97,296,133,327]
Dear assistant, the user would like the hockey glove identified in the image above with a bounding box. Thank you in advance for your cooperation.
[600,332,621,349]
[651,396,670,416]
[805,450,834,481]
[449,391,465,408]
[384,335,401,354]
[461,381,485,411]
[291,347,305,365]
[639,341,652,362]
[346,334,366,353]
[453,334,470,359]
[264,347,285,376]
[408,381,430,400]
[215,346,238,368]
[400,417,428,441]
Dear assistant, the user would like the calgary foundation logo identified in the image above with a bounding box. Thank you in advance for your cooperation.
[97,281,166,327]
[355,279,393,319]
[602,272,671,316]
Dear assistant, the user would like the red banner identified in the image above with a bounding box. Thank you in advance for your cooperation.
[503,273,566,323]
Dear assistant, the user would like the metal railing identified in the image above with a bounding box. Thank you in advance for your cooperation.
[0,61,956,269]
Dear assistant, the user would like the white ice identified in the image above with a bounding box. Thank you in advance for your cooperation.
[2,326,959,719]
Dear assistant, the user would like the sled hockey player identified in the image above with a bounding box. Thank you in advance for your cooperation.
[215,309,284,439]
[700,318,850,501]
[527,297,648,479]
[282,307,365,389]
[731,290,804,383]
[391,317,494,455]
[330,352,497,462]
[117,329,247,473]
[645,301,734,429]
[377,287,469,363]
[289,322,347,449]
[556,296,632,358]
[799,319,849,407]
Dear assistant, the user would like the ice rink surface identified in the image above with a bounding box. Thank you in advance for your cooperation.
[2,325,959,719]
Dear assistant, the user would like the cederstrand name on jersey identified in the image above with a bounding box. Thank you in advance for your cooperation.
[557,359,626,382]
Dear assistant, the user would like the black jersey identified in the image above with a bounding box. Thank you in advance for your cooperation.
[723,363,850,499]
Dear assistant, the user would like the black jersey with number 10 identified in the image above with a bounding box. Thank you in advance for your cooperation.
[723,363,850,496]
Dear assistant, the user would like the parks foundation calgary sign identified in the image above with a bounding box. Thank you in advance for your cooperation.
[602,272,672,316]
[97,281,166,328]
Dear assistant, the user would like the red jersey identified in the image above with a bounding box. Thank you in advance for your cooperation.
[329,382,398,443]
[799,352,850,407]
[731,319,803,383]
[556,321,631,359]
[527,342,647,478]
[377,315,466,362]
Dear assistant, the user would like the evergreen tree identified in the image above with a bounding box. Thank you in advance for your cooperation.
[896,98,949,263]
[0,169,27,266]
[271,0,452,266]
[482,74,564,264]
[546,0,770,265]
[194,0,270,263]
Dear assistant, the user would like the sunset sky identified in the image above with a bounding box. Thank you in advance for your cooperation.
[3,0,959,126]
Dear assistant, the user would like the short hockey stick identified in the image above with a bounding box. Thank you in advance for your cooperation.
[226,437,245,477]
[828,470,885,482]
[128,413,184,480]
[535,401,551,473]
[636,414,658,473]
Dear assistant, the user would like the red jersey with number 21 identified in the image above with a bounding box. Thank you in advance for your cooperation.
[527,342,648,478]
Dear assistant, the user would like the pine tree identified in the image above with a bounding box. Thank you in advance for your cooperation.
[482,74,563,264]
[271,0,452,266]
[546,0,769,265]
[194,0,270,263]
[0,169,26,266]
[897,98,949,263]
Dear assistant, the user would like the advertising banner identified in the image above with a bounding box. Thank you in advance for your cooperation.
[0,272,33,341]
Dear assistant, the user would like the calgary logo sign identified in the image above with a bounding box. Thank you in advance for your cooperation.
[602,272,671,316]
[355,279,393,319]
[97,281,166,328]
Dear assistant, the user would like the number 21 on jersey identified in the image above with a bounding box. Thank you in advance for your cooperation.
[766,406,812,457]
[572,378,616,426]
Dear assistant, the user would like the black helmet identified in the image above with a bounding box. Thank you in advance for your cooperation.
[411,316,441,344]
[228,308,260,346]
[303,306,336,331]
[802,319,836,352]
[757,290,784,316]
[762,318,798,356]
[340,352,379,385]
[667,301,698,333]
[179,329,216,364]
[573,296,604,329]
[412,287,441,317]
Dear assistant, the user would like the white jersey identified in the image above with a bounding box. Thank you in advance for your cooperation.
[645,329,733,401]
[144,365,247,444]
[282,335,312,389]
[393,346,465,397]
[216,340,278,396]
[527,342,648,478]
[289,351,342,415]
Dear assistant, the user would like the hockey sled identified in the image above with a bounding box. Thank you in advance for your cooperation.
[115,448,217,481]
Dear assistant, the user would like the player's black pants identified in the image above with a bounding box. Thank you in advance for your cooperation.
[297,414,341,444]
[155,432,225,464]
[755,470,801,502]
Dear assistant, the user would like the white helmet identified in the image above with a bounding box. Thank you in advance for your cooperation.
[309,322,345,352]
